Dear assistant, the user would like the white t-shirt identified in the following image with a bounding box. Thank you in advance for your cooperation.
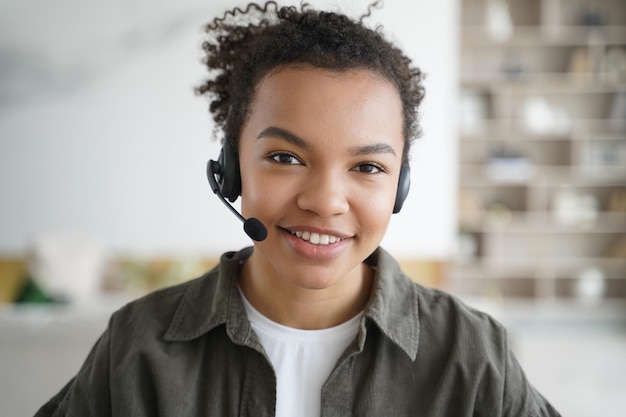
[239,291,362,417]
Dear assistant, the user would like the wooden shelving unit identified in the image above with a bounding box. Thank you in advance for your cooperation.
[451,0,626,303]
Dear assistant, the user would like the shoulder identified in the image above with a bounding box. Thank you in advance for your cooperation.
[417,285,503,331]
[412,283,508,356]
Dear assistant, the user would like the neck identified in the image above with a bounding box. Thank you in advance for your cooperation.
[238,254,374,330]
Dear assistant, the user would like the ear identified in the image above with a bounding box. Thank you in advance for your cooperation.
[393,163,410,214]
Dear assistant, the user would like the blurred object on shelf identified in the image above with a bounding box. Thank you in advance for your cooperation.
[14,277,56,304]
[575,266,606,305]
[486,202,512,227]
[458,189,483,213]
[486,148,535,182]
[460,89,489,135]
[458,190,484,228]
[578,4,605,28]
[522,96,571,136]
[485,0,513,42]
[602,47,626,85]
[26,232,106,304]
[552,186,599,226]
[606,235,626,258]
[501,51,523,79]
[523,97,552,134]
[581,139,626,178]
[567,47,593,81]
[607,189,626,212]
[609,90,626,132]
[0,259,27,303]
[457,231,480,262]
[104,257,217,295]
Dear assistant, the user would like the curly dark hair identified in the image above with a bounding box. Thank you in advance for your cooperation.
[195,1,425,163]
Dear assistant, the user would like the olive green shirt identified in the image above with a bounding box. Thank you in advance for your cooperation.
[36,247,560,416]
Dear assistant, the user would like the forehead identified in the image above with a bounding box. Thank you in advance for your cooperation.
[245,65,404,150]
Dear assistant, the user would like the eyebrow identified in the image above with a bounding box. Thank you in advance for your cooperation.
[257,126,308,149]
[348,143,396,157]
[257,126,397,157]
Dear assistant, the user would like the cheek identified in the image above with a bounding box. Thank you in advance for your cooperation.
[354,185,396,232]
[239,168,289,221]
[238,144,265,218]
[240,171,265,218]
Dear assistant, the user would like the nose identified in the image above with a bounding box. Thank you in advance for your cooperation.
[296,170,350,217]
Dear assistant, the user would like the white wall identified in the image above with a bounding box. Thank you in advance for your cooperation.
[0,0,458,259]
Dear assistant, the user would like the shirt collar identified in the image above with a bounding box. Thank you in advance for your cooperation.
[164,246,420,360]
[163,247,255,345]
[363,247,420,361]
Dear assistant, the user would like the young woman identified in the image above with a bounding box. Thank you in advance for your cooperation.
[36,2,561,416]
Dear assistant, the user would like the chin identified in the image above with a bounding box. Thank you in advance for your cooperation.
[285,263,361,291]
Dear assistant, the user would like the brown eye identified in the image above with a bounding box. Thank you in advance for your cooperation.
[269,152,301,165]
[353,163,384,174]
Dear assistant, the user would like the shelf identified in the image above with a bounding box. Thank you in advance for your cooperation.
[459,164,626,187]
[456,0,626,302]
[460,118,626,138]
[460,296,626,323]
[450,257,626,278]
[459,211,626,233]
[461,74,626,92]
[462,25,626,47]
[0,294,131,325]
[461,130,624,142]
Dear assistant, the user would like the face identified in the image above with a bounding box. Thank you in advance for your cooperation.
[238,65,405,293]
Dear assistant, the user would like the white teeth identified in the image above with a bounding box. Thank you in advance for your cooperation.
[290,230,342,245]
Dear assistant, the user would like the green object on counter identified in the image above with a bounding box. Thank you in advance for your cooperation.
[14,276,55,303]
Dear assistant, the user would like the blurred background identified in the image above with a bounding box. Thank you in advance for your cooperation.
[0,0,624,416]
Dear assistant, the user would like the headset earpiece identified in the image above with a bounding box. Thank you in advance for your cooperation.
[206,143,267,241]
[393,163,411,214]
[215,142,241,202]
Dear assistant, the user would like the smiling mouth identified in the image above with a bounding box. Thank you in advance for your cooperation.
[288,230,344,246]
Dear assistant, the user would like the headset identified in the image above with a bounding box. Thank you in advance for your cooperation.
[207,142,410,241]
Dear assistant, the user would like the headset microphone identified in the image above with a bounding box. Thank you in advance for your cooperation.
[207,160,268,242]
